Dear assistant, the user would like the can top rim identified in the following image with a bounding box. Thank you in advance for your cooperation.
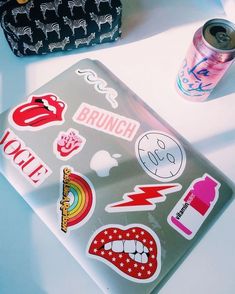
[202,18,235,52]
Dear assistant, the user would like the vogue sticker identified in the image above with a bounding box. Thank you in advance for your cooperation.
[0,128,51,186]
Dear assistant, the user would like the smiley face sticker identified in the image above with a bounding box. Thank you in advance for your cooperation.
[135,131,186,182]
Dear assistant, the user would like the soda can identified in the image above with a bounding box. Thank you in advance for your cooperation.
[176,18,235,101]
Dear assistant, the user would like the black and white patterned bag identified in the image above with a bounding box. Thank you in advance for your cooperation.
[0,0,122,56]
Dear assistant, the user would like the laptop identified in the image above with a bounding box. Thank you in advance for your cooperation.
[0,59,234,293]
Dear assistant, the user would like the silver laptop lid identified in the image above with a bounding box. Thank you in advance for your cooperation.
[0,59,234,293]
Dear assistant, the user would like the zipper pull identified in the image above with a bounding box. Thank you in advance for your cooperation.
[16,0,29,4]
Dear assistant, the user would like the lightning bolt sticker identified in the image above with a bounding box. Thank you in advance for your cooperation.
[105,184,182,213]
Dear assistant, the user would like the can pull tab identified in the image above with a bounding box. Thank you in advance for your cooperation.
[216,31,231,44]
[210,25,231,45]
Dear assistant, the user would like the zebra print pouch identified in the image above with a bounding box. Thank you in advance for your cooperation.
[0,0,122,56]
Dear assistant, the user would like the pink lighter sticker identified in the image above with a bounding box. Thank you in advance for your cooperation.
[167,174,220,240]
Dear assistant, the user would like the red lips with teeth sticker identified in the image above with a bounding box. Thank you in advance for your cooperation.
[10,93,66,130]
[88,224,161,283]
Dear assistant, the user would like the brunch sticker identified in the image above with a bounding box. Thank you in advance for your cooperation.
[59,166,95,233]
[87,224,161,283]
[73,103,140,141]
[9,93,67,131]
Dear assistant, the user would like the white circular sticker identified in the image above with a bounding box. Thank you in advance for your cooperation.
[135,131,186,182]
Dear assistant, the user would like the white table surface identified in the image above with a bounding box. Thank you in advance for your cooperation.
[1,0,235,293]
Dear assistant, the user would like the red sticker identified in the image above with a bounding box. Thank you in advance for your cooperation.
[87,224,161,283]
[0,128,51,186]
[53,128,86,160]
[106,184,181,213]
[9,93,67,131]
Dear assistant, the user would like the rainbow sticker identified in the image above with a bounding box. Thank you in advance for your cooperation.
[59,166,96,233]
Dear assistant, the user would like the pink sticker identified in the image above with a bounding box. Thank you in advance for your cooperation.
[87,224,161,283]
[53,128,86,160]
[106,184,181,213]
[73,103,140,141]
[0,128,51,186]
[9,93,67,131]
[167,174,220,239]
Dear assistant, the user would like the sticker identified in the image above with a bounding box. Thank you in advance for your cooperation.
[167,174,220,240]
[106,184,181,212]
[53,128,86,160]
[9,93,67,131]
[59,166,95,233]
[0,128,51,186]
[73,103,140,141]
[90,150,121,177]
[76,68,118,109]
[87,224,161,283]
[135,131,186,182]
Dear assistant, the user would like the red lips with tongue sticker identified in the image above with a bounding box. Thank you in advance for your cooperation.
[88,224,161,283]
[10,93,66,130]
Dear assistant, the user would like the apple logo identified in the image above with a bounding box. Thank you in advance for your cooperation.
[90,150,122,177]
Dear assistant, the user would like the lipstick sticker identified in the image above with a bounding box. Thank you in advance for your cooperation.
[53,128,86,160]
[87,224,161,283]
[105,184,181,213]
[9,93,67,131]
[135,131,186,182]
[59,166,96,233]
[167,174,220,240]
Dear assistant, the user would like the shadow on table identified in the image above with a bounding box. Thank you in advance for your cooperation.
[193,128,235,153]
[0,0,224,112]
[121,0,223,43]
[0,174,102,294]
[0,175,47,294]
[208,64,235,101]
